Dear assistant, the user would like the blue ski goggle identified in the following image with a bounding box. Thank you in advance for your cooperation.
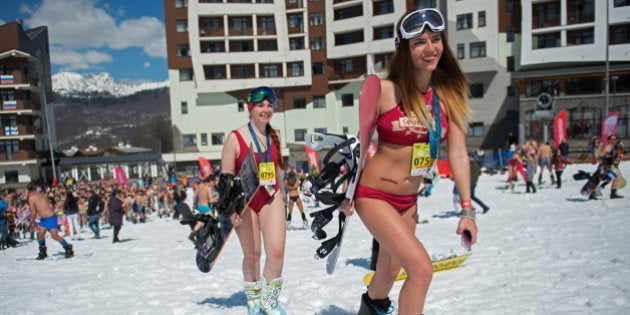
[399,8,446,40]
[247,86,277,103]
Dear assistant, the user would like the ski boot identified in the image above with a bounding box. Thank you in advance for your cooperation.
[302,219,309,230]
[358,292,395,315]
[261,277,286,315]
[37,246,47,260]
[244,281,263,315]
[64,244,74,258]
[611,189,624,199]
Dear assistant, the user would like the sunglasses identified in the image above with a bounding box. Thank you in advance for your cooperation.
[399,8,446,40]
[247,86,277,103]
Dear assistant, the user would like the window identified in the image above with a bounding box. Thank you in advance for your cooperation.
[506,0,514,12]
[314,127,327,133]
[457,43,465,59]
[238,99,244,112]
[204,65,226,79]
[229,40,253,52]
[261,64,281,78]
[309,13,323,26]
[342,126,349,134]
[414,0,436,8]
[182,134,197,147]
[201,41,225,53]
[507,85,516,97]
[201,133,208,146]
[456,13,473,30]
[313,96,326,108]
[295,129,307,141]
[374,25,394,40]
[179,69,193,81]
[4,170,18,184]
[312,62,324,75]
[175,0,188,8]
[470,41,486,58]
[293,97,306,109]
[289,62,304,76]
[374,0,394,15]
[212,133,224,145]
[231,64,255,78]
[341,60,353,73]
[507,26,515,42]
[178,44,190,57]
[478,11,486,27]
[525,79,559,97]
[1,90,15,101]
[310,37,324,50]
[289,14,303,31]
[468,122,484,137]
[469,83,484,98]
[259,16,276,34]
[566,77,601,95]
[533,32,560,49]
[610,24,630,45]
[342,93,354,106]
[614,0,630,7]
[568,27,594,45]
[176,20,188,32]
[258,39,278,51]
[507,56,514,72]
[290,37,305,50]
[233,17,250,34]
[181,101,188,114]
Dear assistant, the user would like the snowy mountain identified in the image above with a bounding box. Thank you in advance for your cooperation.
[52,71,169,98]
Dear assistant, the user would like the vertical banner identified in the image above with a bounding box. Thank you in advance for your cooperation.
[304,145,321,173]
[601,111,620,147]
[114,166,128,186]
[553,109,568,150]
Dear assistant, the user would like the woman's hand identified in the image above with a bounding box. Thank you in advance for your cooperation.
[340,199,354,216]
[456,217,478,250]
[230,212,243,226]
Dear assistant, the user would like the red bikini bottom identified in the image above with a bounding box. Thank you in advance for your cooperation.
[355,186,418,212]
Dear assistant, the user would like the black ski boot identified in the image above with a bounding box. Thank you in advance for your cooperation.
[64,244,74,258]
[358,292,395,315]
[611,189,624,199]
[37,246,47,260]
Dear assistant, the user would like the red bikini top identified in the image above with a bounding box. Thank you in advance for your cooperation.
[376,89,449,146]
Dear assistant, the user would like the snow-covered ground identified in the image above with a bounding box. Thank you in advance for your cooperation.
[1,162,629,314]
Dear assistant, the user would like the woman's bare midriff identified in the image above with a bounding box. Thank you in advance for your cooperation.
[359,143,424,195]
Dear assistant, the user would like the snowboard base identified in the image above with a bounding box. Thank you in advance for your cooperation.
[362,253,472,285]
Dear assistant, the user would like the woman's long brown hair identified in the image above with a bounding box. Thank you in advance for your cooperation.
[266,123,285,170]
[387,9,471,132]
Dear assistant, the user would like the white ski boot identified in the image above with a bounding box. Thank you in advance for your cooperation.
[261,277,286,315]
[244,280,263,315]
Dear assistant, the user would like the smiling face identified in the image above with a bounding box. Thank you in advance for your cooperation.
[408,30,443,74]
[249,99,274,125]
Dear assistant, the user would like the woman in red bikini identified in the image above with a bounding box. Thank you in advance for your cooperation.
[219,86,287,315]
[351,8,478,314]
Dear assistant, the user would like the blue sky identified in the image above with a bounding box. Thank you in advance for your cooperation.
[0,0,167,83]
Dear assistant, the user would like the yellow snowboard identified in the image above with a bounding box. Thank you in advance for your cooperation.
[363,253,472,286]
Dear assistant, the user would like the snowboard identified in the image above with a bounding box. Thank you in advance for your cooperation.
[362,253,473,285]
[580,170,601,196]
[196,146,259,273]
[321,74,380,275]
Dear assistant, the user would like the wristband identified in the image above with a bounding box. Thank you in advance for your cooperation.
[460,208,476,220]
[460,201,472,209]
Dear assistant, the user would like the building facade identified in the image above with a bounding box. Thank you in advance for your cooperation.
[515,0,630,150]
[0,21,55,186]
[164,0,526,171]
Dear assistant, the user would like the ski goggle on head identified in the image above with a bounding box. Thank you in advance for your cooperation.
[399,8,446,40]
[247,86,277,104]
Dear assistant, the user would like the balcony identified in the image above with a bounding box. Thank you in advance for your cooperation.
[0,73,39,87]
[532,13,560,29]
[1,125,41,137]
[1,99,41,111]
[567,10,595,25]
[0,149,40,162]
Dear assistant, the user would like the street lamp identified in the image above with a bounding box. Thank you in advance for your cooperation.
[39,80,57,182]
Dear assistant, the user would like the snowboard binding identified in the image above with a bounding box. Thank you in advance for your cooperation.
[304,132,360,258]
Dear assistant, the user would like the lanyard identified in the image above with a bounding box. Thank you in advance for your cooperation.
[428,92,441,160]
[248,122,271,163]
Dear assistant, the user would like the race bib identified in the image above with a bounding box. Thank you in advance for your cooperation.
[258,162,276,186]
[411,143,434,177]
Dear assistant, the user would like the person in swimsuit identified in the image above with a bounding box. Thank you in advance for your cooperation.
[27,183,74,259]
[284,170,308,229]
[345,8,479,314]
[219,86,287,315]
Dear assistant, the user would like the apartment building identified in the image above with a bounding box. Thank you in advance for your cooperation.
[515,0,630,149]
[0,21,55,186]
[163,0,528,171]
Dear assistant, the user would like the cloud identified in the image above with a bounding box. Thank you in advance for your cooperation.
[143,62,151,68]
[22,0,166,67]
[51,46,112,71]
[0,19,5,25]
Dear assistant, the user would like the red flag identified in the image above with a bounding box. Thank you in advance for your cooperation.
[601,111,620,147]
[304,145,320,173]
[553,109,568,150]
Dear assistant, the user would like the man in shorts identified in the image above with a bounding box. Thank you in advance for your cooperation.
[28,183,74,259]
